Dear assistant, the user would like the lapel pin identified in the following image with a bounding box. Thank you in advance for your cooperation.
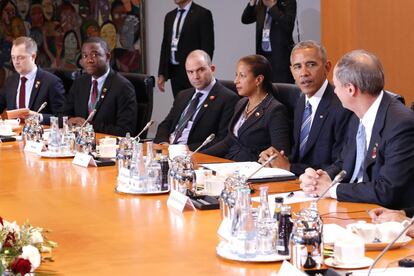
[35,81,40,88]
[372,143,378,159]
[204,104,208,108]
[319,115,323,119]
[209,95,215,100]
[255,112,260,117]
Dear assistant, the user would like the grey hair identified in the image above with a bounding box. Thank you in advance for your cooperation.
[334,49,384,96]
[290,40,327,63]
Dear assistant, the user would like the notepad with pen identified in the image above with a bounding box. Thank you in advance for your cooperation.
[200,161,297,183]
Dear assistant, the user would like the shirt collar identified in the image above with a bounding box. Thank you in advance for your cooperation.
[92,68,110,87]
[21,66,38,82]
[196,78,216,95]
[361,90,384,135]
[305,79,328,107]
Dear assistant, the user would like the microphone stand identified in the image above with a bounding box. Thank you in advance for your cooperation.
[80,109,97,128]
[315,170,347,203]
[134,120,154,142]
[246,153,278,180]
[367,216,414,276]
[190,134,215,156]
[36,102,47,113]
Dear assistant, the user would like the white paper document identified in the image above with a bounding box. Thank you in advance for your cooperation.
[252,191,316,214]
[201,161,295,180]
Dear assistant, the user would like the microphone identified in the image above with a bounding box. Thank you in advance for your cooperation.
[315,170,347,202]
[134,120,154,141]
[367,216,414,276]
[190,133,215,156]
[36,102,47,113]
[80,109,96,128]
[246,153,278,180]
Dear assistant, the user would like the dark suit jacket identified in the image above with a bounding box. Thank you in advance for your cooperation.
[63,69,137,136]
[154,81,239,151]
[325,92,414,209]
[203,95,291,162]
[241,0,296,81]
[0,68,65,124]
[158,2,214,80]
[289,84,352,175]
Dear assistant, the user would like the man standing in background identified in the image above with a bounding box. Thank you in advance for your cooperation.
[158,0,214,97]
[242,0,296,83]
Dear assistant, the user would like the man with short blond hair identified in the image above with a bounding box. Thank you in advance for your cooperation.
[0,36,65,124]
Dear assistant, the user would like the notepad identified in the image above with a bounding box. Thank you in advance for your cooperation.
[200,161,296,182]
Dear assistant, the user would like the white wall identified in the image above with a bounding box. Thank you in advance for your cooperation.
[145,0,320,137]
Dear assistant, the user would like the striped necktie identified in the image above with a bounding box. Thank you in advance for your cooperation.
[299,101,312,158]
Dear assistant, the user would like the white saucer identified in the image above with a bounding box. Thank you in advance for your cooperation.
[216,241,289,262]
[324,256,373,269]
[115,185,170,195]
[0,131,17,137]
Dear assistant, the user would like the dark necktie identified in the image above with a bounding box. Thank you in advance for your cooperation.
[173,92,202,143]
[19,76,27,108]
[175,9,185,38]
[89,80,98,113]
[299,101,312,158]
[350,122,367,183]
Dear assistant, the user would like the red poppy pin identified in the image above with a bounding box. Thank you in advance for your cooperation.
[35,81,40,88]
[209,95,215,100]
[372,143,378,159]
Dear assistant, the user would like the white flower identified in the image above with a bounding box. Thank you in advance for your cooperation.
[21,245,41,271]
[3,220,20,234]
[30,229,44,244]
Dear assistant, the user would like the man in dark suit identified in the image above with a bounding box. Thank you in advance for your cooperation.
[242,0,296,83]
[0,36,65,124]
[300,50,414,209]
[154,50,239,151]
[259,41,352,176]
[63,37,137,136]
[157,0,214,97]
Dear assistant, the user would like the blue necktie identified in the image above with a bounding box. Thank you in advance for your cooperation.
[173,92,202,143]
[299,101,312,158]
[350,122,367,183]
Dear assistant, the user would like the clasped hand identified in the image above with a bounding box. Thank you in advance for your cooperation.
[299,168,332,198]
[258,146,290,170]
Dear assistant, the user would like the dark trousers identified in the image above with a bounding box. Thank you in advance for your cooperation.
[169,63,192,98]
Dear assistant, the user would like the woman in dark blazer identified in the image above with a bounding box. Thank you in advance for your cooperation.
[203,54,290,161]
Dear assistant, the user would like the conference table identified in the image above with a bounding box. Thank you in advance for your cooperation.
[1,138,413,275]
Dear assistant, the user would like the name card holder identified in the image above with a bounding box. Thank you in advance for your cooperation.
[24,141,44,154]
[72,152,97,167]
[167,190,196,212]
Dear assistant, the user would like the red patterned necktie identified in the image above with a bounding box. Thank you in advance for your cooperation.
[89,79,98,113]
[19,76,27,108]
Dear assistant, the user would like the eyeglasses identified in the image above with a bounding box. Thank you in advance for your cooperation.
[11,55,29,62]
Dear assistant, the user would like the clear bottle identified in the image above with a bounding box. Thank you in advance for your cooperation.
[130,141,146,191]
[145,141,161,192]
[231,187,257,258]
[159,152,170,191]
[277,204,293,256]
[273,197,284,222]
[256,186,275,255]
[48,116,61,153]
[61,116,75,153]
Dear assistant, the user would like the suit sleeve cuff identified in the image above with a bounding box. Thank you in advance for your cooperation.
[328,183,340,199]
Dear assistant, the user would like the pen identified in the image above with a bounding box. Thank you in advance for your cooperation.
[287,192,294,198]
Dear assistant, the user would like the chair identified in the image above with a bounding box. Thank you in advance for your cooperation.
[218,79,301,121]
[121,72,155,138]
[46,69,155,138]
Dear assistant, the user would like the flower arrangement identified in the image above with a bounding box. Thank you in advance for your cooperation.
[0,217,57,275]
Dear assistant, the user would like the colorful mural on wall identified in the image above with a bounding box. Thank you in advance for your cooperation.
[0,0,145,75]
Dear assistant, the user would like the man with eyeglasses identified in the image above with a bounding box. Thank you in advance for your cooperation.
[0,36,65,124]
[63,36,137,136]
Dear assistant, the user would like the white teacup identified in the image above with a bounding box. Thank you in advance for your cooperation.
[194,169,213,186]
[168,144,189,159]
[347,221,378,243]
[97,144,118,158]
[0,124,13,135]
[4,118,20,127]
[99,136,117,145]
[204,176,225,196]
[377,221,410,243]
[334,238,365,265]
